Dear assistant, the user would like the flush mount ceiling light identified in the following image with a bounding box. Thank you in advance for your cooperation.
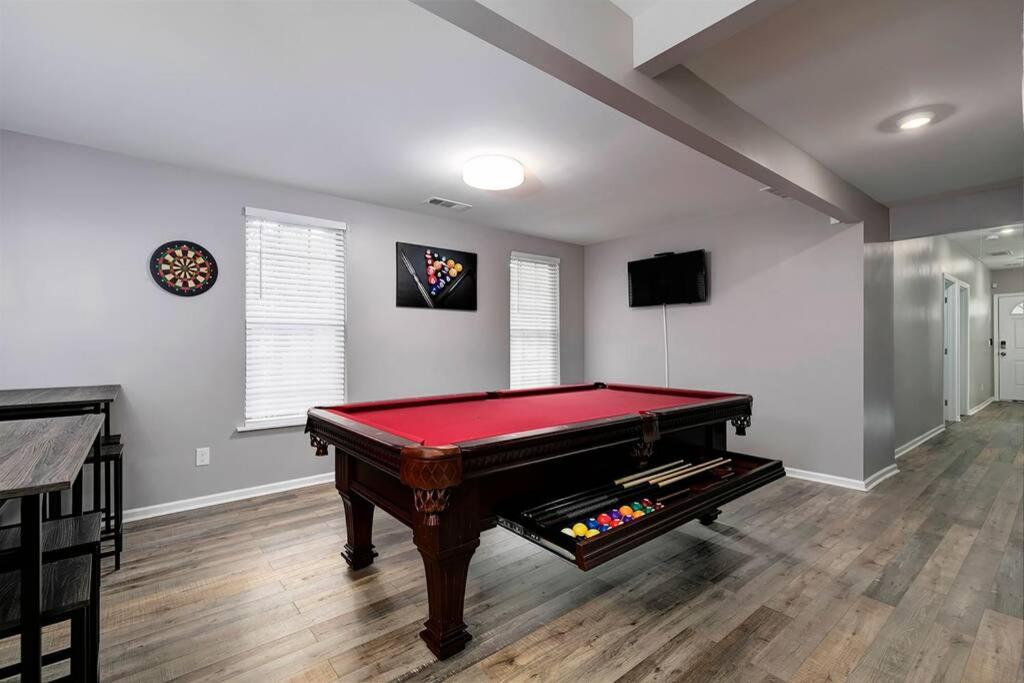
[1000,227,1017,234]
[462,155,525,190]
[986,234,1001,240]
[897,110,935,130]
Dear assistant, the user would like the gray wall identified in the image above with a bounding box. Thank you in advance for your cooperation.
[893,235,993,448]
[863,239,895,478]
[890,181,1023,241]
[0,131,584,509]
[991,267,1024,293]
[583,201,867,481]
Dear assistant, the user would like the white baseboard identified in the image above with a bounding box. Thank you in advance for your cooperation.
[862,463,900,491]
[968,397,995,415]
[123,472,334,523]
[895,424,945,459]
[785,463,899,493]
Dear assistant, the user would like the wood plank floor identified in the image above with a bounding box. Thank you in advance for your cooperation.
[4,402,1022,682]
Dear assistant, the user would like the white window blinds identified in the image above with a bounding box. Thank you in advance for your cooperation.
[244,207,346,429]
[510,251,560,389]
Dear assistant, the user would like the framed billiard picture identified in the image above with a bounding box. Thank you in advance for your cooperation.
[396,242,477,310]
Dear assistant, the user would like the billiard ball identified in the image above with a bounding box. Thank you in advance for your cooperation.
[622,515,633,523]
[641,498,652,507]
[447,259,456,268]
[448,268,457,277]
[561,528,575,538]
[596,513,611,526]
[609,510,621,520]
[633,509,645,518]
[598,524,610,532]
[428,276,437,285]
[586,518,599,530]
[455,263,463,272]
[618,505,633,517]
[571,523,588,537]
[644,507,655,514]
[438,280,445,289]
[609,519,621,527]
[631,502,643,511]
[585,528,600,538]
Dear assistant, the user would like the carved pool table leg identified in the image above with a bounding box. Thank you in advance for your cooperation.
[336,448,377,569]
[413,486,480,659]
[339,492,378,569]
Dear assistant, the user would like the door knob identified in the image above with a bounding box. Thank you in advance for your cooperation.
[1000,352,1007,356]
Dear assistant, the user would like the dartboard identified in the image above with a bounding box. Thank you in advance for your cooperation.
[150,241,218,296]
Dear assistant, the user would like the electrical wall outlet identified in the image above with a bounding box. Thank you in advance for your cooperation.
[196,446,210,467]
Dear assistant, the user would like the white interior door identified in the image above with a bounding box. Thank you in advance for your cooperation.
[998,294,1024,401]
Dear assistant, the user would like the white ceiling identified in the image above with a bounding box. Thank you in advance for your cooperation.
[608,0,664,19]
[0,0,780,246]
[946,224,1024,271]
[684,0,1023,204]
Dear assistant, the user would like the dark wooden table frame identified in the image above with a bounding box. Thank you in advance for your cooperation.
[305,383,753,659]
[0,386,119,521]
[0,415,103,682]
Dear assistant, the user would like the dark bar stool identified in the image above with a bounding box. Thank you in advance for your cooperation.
[0,512,103,681]
[85,435,124,570]
[0,556,95,681]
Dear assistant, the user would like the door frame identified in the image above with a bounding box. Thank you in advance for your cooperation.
[994,290,1024,400]
[958,280,970,416]
[942,274,969,422]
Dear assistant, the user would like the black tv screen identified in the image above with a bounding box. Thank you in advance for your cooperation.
[628,250,708,306]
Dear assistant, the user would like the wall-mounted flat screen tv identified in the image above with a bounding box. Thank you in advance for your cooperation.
[628,249,708,307]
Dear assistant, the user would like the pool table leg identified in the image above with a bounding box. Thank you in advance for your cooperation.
[413,486,480,659]
[336,449,377,569]
[340,492,378,569]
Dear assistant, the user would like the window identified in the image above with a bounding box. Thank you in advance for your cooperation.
[1012,303,1024,316]
[510,251,560,389]
[243,207,346,430]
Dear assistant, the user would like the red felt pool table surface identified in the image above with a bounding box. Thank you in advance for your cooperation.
[325,383,743,446]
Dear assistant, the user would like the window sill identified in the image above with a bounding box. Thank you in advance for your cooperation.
[236,417,307,433]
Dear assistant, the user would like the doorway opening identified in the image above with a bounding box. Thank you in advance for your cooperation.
[942,274,970,422]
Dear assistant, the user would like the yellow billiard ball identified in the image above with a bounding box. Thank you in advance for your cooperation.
[585,528,600,538]
[571,522,588,537]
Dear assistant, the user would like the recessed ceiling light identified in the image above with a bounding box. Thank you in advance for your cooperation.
[462,155,525,190]
[1000,227,1016,234]
[897,111,934,130]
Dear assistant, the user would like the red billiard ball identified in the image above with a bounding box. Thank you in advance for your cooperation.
[596,513,611,526]
[609,518,621,527]
[428,275,437,285]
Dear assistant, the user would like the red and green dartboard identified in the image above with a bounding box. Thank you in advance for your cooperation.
[150,241,218,296]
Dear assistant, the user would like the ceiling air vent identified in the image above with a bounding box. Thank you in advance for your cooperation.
[425,196,472,212]
[988,250,1014,257]
[759,186,790,199]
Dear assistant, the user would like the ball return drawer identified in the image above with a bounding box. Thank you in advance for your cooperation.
[496,448,784,571]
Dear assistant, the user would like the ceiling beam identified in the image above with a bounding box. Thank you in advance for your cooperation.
[411,0,888,239]
[633,0,798,77]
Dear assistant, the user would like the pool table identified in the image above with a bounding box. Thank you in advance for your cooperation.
[305,382,782,659]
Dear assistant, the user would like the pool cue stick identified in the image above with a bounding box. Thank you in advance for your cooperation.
[526,459,694,519]
[538,459,731,527]
[535,461,725,526]
[623,458,726,488]
[614,459,693,486]
[533,483,661,526]
[521,483,619,517]
[652,459,731,488]
[536,462,729,528]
